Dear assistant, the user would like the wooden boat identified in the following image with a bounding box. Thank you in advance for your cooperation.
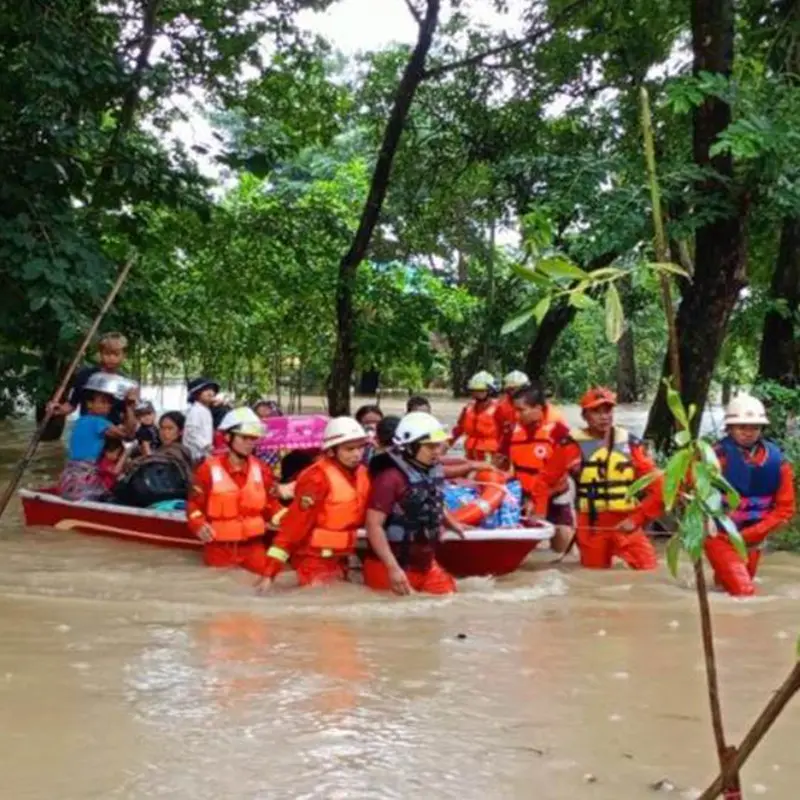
[19,488,553,578]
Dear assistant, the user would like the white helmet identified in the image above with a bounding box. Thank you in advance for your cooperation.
[219,407,262,438]
[504,370,530,389]
[394,412,449,447]
[323,417,368,449]
[725,394,769,426]
[467,370,495,392]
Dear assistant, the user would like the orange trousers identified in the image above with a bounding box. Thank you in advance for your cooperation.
[362,556,457,594]
[204,539,271,576]
[290,553,349,587]
[576,510,657,570]
[705,536,761,597]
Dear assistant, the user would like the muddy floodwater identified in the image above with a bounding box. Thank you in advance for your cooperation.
[0,399,798,799]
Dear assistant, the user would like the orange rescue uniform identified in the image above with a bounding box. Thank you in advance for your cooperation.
[706,441,795,596]
[451,398,502,460]
[264,457,370,586]
[187,454,281,575]
[529,427,663,569]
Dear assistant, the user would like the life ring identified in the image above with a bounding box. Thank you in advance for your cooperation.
[449,468,507,527]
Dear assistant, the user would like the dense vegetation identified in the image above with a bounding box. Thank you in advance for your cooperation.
[1,1,799,443]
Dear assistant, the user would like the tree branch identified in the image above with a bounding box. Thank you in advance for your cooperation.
[422,0,592,79]
[403,0,423,26]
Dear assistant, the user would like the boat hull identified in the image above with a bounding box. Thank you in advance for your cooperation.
[19,489,553,577]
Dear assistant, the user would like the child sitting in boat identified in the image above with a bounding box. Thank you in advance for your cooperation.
[97,439,127,493]
[59,373,138,502]
[134,401,160,456]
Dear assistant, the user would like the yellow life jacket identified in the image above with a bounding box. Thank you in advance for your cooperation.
[573,427,637,514]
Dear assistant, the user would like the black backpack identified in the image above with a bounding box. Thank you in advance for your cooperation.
[114,460,189,508]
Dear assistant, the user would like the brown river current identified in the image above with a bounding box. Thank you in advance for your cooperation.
[0,401,798,799]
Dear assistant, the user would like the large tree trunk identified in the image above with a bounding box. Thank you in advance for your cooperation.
[758,217,800,384]
[327,0,441,415]
[645,0,747,449]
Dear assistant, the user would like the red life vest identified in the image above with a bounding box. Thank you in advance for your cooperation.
[308,460,370,557]
[508,421,565,495]
[462,399,501,457]
[206,455,267,542]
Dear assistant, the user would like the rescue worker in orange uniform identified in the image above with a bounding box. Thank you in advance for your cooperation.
[502,383,574,552]
[706,394,795,596]
[261,417,370,588]
[496,370,529,437]
[529,387,662,570]
[187,408,282,575]
[450,371,502,462]
[365,412,463,595]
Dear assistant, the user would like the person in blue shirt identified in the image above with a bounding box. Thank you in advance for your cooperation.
[59,374,137,502]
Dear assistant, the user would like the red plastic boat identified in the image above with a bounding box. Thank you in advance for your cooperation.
[19,488,553,577]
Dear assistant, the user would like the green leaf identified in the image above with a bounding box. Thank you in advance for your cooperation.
[693,461,713,501]
[697,440,721,469]
[674,429,691,447]
[726,526,748,561]
[532,295,552,324]
[537,255,588,280]
[626,471,659,498]
[664,448,692,510]
[666,533,682,578]
[665,384,689,429]
[604,282,624,343]
[711,474,741,511]
[646,261,691,279]
[687,404,698,422]
[680,502,706,561]
[568,291,596,309]
[510,263,552,287]
[501,307,536,336]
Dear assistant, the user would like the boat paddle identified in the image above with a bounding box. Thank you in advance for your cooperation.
[0,256,136,522]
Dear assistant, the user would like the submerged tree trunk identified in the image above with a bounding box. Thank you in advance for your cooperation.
[758,218,800,385]
[645,0,747,450]
[327,0,441,415]
[358,369,380,396]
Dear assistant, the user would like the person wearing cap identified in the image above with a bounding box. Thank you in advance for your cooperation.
[365,412,465,595]
[186,408,282,576]
[183,377,220,464]
[260,417,371,588]
[706,394,795,596]
[500,382,575,552]
[450,371,503,463]
[134,401,160,457]
[528,386,662,570]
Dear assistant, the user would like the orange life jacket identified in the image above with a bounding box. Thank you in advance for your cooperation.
[508,421,566,495]
[462,399,500,457]
[308,459,370,556]
[207,455,267,542]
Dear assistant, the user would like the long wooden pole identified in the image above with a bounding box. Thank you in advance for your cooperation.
[0,256,136,521]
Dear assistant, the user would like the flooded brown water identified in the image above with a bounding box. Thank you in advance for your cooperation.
[0,404,798,800]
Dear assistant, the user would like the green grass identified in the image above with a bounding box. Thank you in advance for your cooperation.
[769,522,800,552]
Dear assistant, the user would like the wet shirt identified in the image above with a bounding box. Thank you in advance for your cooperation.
[68,365,128,424]
[367,466,410,516]
[184,403,214,463]
[67,415,111,462]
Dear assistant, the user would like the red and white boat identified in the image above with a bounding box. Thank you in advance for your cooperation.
[19,488,553,578]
